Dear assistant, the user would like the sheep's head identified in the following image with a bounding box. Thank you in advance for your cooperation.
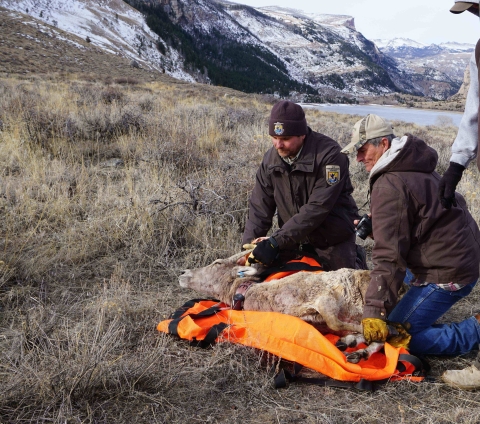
[179,250,261,300]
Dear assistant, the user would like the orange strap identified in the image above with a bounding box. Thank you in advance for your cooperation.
[158,300,424,383]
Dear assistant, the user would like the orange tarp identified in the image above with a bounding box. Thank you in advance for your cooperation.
[157,300,422,383]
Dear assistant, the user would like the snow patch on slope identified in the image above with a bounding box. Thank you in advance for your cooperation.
[0,0,195,81]
[374,38,425,49]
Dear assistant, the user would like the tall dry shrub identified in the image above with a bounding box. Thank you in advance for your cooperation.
[0,79,272,289]
[0,77,279,421]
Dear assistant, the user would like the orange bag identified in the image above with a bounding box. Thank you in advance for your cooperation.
[157,299,425,383]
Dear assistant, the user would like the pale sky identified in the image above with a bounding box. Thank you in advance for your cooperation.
[228,0,479,45]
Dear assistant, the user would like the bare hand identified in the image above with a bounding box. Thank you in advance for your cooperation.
[354,213,371,226]
[251,237,269,244]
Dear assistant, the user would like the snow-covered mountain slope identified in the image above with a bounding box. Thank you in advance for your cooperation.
[374,38,425,50]
[0,0,469,101]
[374,38,475,98]
[0,0,194,81]
[223,4,422,97]
[0,6,181,83]
[375,38,475,55]
[256,7,356,29]
[439,42,475,52]
[373,37,474,99]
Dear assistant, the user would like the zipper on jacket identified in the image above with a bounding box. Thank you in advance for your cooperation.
[288,172,300,214]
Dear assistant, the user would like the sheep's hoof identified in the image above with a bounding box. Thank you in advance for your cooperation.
[345,352,361,364]
[345,350,367,364]
[335,340,348,351]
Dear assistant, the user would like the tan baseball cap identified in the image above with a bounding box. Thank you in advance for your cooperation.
[450,1,478,14]
[341,114,394,154]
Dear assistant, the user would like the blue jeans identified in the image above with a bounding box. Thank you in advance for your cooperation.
[388,279,480,356]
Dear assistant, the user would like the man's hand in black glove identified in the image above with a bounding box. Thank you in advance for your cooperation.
[246,237,279,266]
[438,162,465,209]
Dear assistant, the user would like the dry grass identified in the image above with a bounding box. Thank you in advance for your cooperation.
[0,74,480,424]
[360,92,466,112]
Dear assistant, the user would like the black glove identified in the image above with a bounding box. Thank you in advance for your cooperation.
[247,237,279,266]
[438,162,465,209]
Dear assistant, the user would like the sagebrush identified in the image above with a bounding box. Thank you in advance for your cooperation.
[0,75,479,424]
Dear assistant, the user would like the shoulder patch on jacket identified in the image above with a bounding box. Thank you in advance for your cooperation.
[326,165,340,185]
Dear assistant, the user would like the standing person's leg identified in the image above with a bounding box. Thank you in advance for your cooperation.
[314,234,362,271]
[387,281,480,355]
[442,349,480,390]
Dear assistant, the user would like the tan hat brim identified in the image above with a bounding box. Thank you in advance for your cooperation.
[450,2,476,13]
[341,139,366,154]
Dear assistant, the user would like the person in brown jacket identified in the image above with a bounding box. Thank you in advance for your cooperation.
[342,114,480,357]
[241,100,363,271]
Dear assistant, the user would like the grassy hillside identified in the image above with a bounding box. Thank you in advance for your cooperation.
[1,70,480,422]
[0,6,175,84]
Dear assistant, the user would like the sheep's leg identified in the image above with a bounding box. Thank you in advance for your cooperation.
[343,342,385,364]
[310,298,387,364]
[336,334,386,364]
[336,325,405,363]
[335,333,366,351]
[312,297,363,333]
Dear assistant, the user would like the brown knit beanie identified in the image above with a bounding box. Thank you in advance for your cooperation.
[268,101,307,137]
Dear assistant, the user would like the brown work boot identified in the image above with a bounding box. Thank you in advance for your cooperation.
[442,365,480,390]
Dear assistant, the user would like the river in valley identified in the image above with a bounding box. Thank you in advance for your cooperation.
[300,103,464,127]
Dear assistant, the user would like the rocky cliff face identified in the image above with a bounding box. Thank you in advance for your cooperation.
[448,62,470,103]
[206,3,423,98]
[459,63,471,98]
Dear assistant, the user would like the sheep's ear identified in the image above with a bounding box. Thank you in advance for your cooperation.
[242,243,255,250]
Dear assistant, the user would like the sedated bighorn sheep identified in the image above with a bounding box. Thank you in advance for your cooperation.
[179,249,397,362]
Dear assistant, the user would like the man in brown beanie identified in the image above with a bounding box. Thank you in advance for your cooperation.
[240,100,363,271]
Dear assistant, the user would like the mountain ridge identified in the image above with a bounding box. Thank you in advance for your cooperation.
[0,0,472,102]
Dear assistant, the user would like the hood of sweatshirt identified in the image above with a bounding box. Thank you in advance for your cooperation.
[369,134,438,186]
